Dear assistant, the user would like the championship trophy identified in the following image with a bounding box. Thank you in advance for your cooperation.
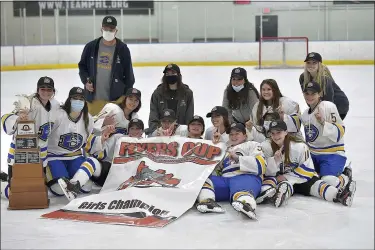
[8,94,49,210]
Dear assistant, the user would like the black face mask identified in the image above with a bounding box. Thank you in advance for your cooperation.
[165,75,179,85]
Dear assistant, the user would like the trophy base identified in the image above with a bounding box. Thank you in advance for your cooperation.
[8,190,50,210]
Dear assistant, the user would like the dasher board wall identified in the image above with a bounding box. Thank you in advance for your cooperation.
[1,41,374,71]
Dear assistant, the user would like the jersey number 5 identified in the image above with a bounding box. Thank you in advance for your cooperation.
[330,113,337,123]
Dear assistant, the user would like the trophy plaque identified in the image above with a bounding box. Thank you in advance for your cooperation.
[8,119,49,210]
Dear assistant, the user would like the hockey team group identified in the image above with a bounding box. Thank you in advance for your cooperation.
[0,51,355,220]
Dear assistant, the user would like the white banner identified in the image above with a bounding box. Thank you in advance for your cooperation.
[42,136,226,227]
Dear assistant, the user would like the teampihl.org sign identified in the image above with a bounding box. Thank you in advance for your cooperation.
[13,1,154,16]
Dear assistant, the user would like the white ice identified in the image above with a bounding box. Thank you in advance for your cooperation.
[1,66,374,249]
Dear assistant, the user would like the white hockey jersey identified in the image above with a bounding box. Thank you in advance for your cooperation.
[261,140,316,180]
[85,133,125,163]
[218,141,266,178]
[1,96,60,165]
[150,124,188,137]
[46,108,94,164]
[251,96,300,125]
[294,101,345,156]
[92,103,138,135]
[204,126,229,144]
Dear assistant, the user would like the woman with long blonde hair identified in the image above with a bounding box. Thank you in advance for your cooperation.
[299,52,349,120]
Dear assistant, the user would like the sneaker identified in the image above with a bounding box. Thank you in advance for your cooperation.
[196,199,224,213]
[256,187,277,204]
[232,200,257,220]
[334,180,356,207]
[58,178,81,201]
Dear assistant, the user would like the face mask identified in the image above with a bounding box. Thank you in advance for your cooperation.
[102,30,115,41]
[232,84,244,92]
[165,75,179,85]
[263,121,271,131]
[71,100,85,112]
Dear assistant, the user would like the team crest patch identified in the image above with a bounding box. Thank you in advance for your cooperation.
[234,68,240,73]
[271,121,277,126]
[132,89,138,94]
[167,64,172,68]
[44,78,50,83]
[212,107,217,112]
[193,115,200,119]
[307,82,313,87]
[309,53,315,57]
[133,118,139,122]
[107,18,112,23]
[77,88,83,93]
[231,123,236,127]
[164,111,170,116]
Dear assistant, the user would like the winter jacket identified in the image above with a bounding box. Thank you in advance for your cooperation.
[148,84,194,134]
[299,73,349,115]
[78,37,135,102]
[222,87,259,124]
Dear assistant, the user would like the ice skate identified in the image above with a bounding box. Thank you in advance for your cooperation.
[232,200,257,220]
[256,187,276,204]
[58,177,81,201]
[0,171,8,182]
[274,182,291,208]
[196,199,225,213]
[334,179,356,207]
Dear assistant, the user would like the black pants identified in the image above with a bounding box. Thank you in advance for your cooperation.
[293,176,320,196]
[91,161,111,187]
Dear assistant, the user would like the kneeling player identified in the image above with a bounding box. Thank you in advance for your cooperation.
[59,118,145,200]
[196,123,266,220]
[258,120,355,207]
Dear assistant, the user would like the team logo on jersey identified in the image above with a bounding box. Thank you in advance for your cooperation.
[117,161,181,190]
[58,133,84,151]
[38,122,54,141]
[304,124,319,143]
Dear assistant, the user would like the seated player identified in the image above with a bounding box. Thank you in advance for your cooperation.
[44,87,99,200]
[196,123,266,220]
[150,109,188,137]
[204,106,231,144]
[290,81,353,187]
[92,88,142,135]
[58,118,146,199]
[186,115,205,139]
[257,120,355,207]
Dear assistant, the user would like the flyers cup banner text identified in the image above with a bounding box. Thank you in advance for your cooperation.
[41,136,226,228]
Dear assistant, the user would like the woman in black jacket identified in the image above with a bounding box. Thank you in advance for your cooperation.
[299,52,349,120]
[147,63,194,135]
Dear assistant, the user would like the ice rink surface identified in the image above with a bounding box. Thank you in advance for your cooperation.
[1,65,374,249]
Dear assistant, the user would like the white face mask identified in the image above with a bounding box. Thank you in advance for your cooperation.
[232,84,244,92]
[102,30,115,41]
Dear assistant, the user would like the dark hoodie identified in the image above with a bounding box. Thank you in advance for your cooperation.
[148,84,194,134]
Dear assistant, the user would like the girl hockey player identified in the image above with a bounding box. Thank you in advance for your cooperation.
[204,106,231,144]
[196,123,266,220]
[299,52,349,120]
[44,87,97,199]
[257,120,355,207]
[1,76,60,199]
[150,109,188,137]
[222,67,259,124]
[92,87,141,135]
[59,118,146,200]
